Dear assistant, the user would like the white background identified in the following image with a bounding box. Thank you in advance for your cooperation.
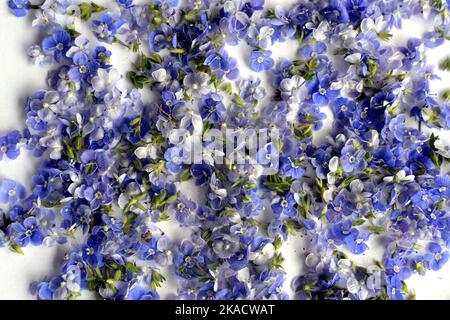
[0,0,449,299]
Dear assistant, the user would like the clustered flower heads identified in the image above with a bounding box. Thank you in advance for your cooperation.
[2,0,450,300]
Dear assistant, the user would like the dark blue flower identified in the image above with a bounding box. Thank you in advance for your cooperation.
[321,0,349,24]
[386,276,403,300]
[191,163,212,186]
[81,235,104,268]
[42,30,71,62]
[201,93,226,123]
[68,53,93,82]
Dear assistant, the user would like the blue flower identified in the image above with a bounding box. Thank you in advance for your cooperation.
[8,0,30,17]
[332,98,356,121]
[42,30,71,62]
[344,0,368,23]
[91,13,126,43]
[81,235,104,268]
[423,32,444,48]
[201,93,226,123]
[126,283,159,300]
[250,50,274,72]
[0,131,22,160]
[384,256,411,280]
[280,157,305,179]
[68,53,93,83]
[32,168,60,200]
[307,76,339,107]
[0,179,26,204]
[191,163,212,186]
[426,243,449,271]
[204,50,230,70]
[116,0,134,9]
[11,217,45,246]
[386,276,403,300]
[340,144,366,173]
[174,241,208,279]
[138,238,162,261]
[173,197,197,225]
[343,231,370,254]
[321,0,349,24]
[271,193,296,217]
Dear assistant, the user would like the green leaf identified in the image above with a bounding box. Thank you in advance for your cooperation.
[263,176,292,193]
[84,162,95,174]
[273,236,283,251]
[151,270,166,289]
[222,83,233,95]
[113,270,122,281]
[353,218,366,226]
[269,252,285,270]
[125,262,142,274]
[367,59,378,77]
[441,89,450,101]
[291,123,314,141]
[439,56,450,71]
[79,2,106,20]
[127,71,151,89]
[232,93,245,107]
[169,48,186,54]
[429,133,444,169]
[377,32,393,41]
[338,176,357,189]
[367,225,385,234]
[9,242,24,255]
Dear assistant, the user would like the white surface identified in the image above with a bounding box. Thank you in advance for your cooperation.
[0,0,449,300]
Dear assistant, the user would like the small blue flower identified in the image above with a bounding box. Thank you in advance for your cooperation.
[201,93,226,123]
[271,193,296,217]
[190,163,212,186]
[42,30,71,62]
[332,98,356,120]
[280,157,305,179]
[250,50,274,72]
[11,217,45,246]
[81,235,104,268]
[343,231,370,254]
[8,0,30,17]
[0,179,26,204]
[91,13,126,43]
[0,131,22,160]
[308,76,339,107]
[426,243,449,271]
[423,31,444,48]
[340,144,366,173]
[138,238,162,261]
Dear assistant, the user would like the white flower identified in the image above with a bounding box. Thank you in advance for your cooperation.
[135,144,158,160]
[152,68,169,83]
[92,68,120,93]
[249,243,275,265]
